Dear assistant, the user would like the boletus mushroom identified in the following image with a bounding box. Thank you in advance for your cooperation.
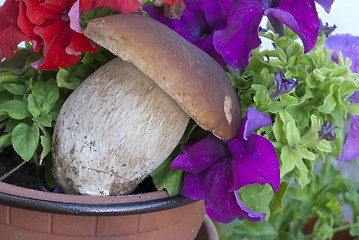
[52,14,241,196]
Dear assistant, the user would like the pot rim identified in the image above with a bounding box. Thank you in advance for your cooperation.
[0,182,195,216]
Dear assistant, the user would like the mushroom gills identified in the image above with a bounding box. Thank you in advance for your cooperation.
[52,57,189,195]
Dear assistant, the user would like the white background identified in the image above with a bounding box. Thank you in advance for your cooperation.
[316,0,359,36]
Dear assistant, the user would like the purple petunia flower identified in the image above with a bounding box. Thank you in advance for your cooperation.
[146,0,333,70]
[318,120,338,141]
[325,34,359,73]
[338,91,359,162]
[270,70,298,100]
[315,0,334,13]
[324,34,359,162]
[338,115,359,162]
[145,0,230,68]
[170,108,280,223]
[213,0,328,69]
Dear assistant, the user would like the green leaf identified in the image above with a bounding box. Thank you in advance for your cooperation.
[273,115,286,143]
[280,145,300,178]
[56,68,81,90]
[11,122,40,161]
[317,93,336,114]
[0,48,33,74]
[286,42,302,58]
[306,70,325,89]
[270,182,289,215]
[349,220,359,237]
[316,140,332,152]
[280,145,310,186]
[286,104,310,130]
[3,83,26,95]
[179,120,207,144]
[0,74,21,86]
[276,46,287,64]
[33,114,53,127]
[293,160,310,187]
[285,121,300,146]
[348,104,359,115]
[295,146,316,160]
[238,184,274,218]
[297,54,312,65]
[31,80,59,115]
[0,133,11,147]
[150,148,183,196]
[40,133,52,164]
[287,56,297,68]
[252,84,270,106]
[0,100,30,120]
[279,110,300,146]
[280,94,298,106]
[263,101,283,113]
[27,94,41,118]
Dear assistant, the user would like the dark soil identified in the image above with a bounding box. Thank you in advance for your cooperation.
[0,147,43,190]
[0,147,157,194]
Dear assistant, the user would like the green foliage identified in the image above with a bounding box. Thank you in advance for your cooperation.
[215,159,359,240]
[227,29,359,217]
[0,45,112,171]
[0,60,62,164]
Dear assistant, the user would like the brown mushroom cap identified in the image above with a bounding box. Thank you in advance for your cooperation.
[84,14,241,140]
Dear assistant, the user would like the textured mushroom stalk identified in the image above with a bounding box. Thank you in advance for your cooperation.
[53,58,189,195]
[53,13,241,196]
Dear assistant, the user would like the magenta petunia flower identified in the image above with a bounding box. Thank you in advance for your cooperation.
[145,0,231,68]
[213,0,328,69]
[315,0,334,13]
[170,108,280,223]
[147,0,333,69]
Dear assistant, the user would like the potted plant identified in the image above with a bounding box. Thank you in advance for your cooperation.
[0,0,358,239]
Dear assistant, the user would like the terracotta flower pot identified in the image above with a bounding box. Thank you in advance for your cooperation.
[303,218,355,240]
[0,182,206,239]
[195,215,219,240]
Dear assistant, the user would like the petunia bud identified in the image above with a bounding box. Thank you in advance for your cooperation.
[318,120,338,141]
[270,70,298,100]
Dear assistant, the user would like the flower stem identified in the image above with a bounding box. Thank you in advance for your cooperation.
[0,160,27,182]
[333,223,351,233]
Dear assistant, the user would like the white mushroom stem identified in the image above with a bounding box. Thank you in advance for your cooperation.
[53,58,189,195]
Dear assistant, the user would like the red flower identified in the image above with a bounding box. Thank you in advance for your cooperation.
[17,0,98,70]
[1,0,141,70]
[164,0,183,5]
[153,0,183,5]
[0,0,30,60]
[80,0,142,13]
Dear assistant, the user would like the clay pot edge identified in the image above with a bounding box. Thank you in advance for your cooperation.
[0,182,195,216]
